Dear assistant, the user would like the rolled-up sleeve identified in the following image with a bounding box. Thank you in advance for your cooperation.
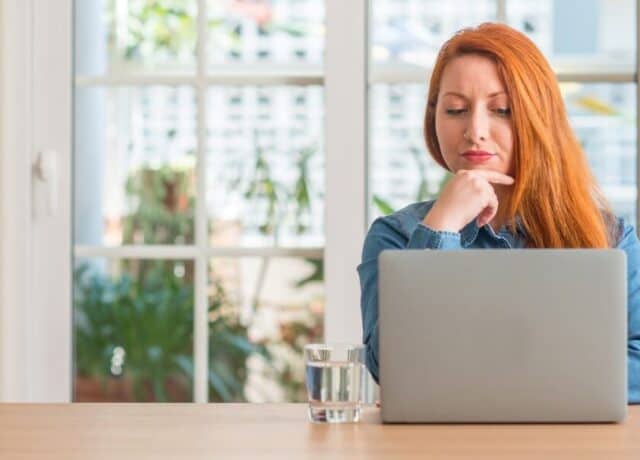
[617,221,640,404]
[357,217,462,383]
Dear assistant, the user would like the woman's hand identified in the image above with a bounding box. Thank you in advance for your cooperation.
[423,169,515,232]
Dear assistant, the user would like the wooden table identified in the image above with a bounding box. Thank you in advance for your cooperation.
[1,404,639,459]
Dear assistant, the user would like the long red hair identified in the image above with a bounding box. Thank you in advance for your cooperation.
[424,23,616,248]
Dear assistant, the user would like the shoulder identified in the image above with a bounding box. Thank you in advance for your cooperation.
[611,217,640,275]
[360,201,435,263]
[368,200,436,240]
[615,217,639,250]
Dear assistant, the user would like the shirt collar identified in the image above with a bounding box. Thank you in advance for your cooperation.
[461,220,481,247]
[460,215,527,247]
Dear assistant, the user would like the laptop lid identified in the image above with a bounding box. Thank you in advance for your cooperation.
[378,249,627,423]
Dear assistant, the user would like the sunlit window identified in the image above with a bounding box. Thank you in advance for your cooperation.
[74,0,325,403]
[369,0,637,224]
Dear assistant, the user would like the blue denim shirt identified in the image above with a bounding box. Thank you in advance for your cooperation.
[357,200,640,404]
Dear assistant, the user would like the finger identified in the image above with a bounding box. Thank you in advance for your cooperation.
[476,207,495,227]
[477,208,496,227]
[466,169,515,185]
[477,191,499,227]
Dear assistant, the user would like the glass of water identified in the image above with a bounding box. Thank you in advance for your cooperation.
[304,343,365,423]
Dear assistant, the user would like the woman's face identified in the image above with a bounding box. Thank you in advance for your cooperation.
[434,54,514,176]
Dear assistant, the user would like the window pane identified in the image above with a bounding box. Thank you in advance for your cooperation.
[208,257,324,402]
[371,0,496,65]
[506,0,635,71]
[207,86,324,247]
[207,0,324,65]
[369,83,448,221]
[369,82,637,225]
[562,82,637,224]
[75,0,197,77]
[74,86,196,246]
[74,258,194,402]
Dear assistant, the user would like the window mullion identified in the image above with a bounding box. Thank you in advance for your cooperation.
[497,0,507,23]
[325,0,367,344]
[73,245,324,259]
[369,65,637,85]
[74,74,324,87]
[194,0,209,404]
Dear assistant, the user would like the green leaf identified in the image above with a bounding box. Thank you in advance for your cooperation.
[208,367,233,402]
[217,333,257,356]
[271,23,306,37]
[372,195,395,215]
[294,259,323,287]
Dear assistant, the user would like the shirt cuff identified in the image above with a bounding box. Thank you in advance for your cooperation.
[407,223,462,250]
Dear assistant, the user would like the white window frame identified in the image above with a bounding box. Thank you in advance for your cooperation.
[2,0,638,402]
[0,0,32,402]
[0,0,72,402]
[0,0,368,402]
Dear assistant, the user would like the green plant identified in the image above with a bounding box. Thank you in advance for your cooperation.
[123,165,195,245]
[373,147,452,216]
[74,260,265,402]
[74,260,194,401]
[108,0,315,65]
[74,164,266,402]
[237,139,324,400]
[107,0,197,63]
[240,139,321,320]
[243,143,286,236]
[82,2,324,403]
[292,146,315,234]
[208,275,270,402]
[294,259,323,288]
[241,141,320,239]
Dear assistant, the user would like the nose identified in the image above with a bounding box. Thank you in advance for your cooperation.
[464,107,489,144]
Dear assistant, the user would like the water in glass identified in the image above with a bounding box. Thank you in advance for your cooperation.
[304,347,364,423]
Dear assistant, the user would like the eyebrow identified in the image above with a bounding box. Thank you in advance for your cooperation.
[442,91,507,99]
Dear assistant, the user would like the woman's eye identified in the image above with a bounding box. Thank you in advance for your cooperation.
[495,107,511,116]
[445,108,466,115]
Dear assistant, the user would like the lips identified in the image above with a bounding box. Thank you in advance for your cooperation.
[461,150,496,164]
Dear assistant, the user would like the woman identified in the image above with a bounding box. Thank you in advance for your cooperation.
[358,22,640,403]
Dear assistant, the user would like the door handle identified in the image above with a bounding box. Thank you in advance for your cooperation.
[32,149,58,217]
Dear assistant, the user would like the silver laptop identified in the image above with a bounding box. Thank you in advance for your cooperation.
[378,249,628,423]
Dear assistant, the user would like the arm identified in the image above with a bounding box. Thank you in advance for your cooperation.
[617,222,640,403]
[357,216,463,383]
